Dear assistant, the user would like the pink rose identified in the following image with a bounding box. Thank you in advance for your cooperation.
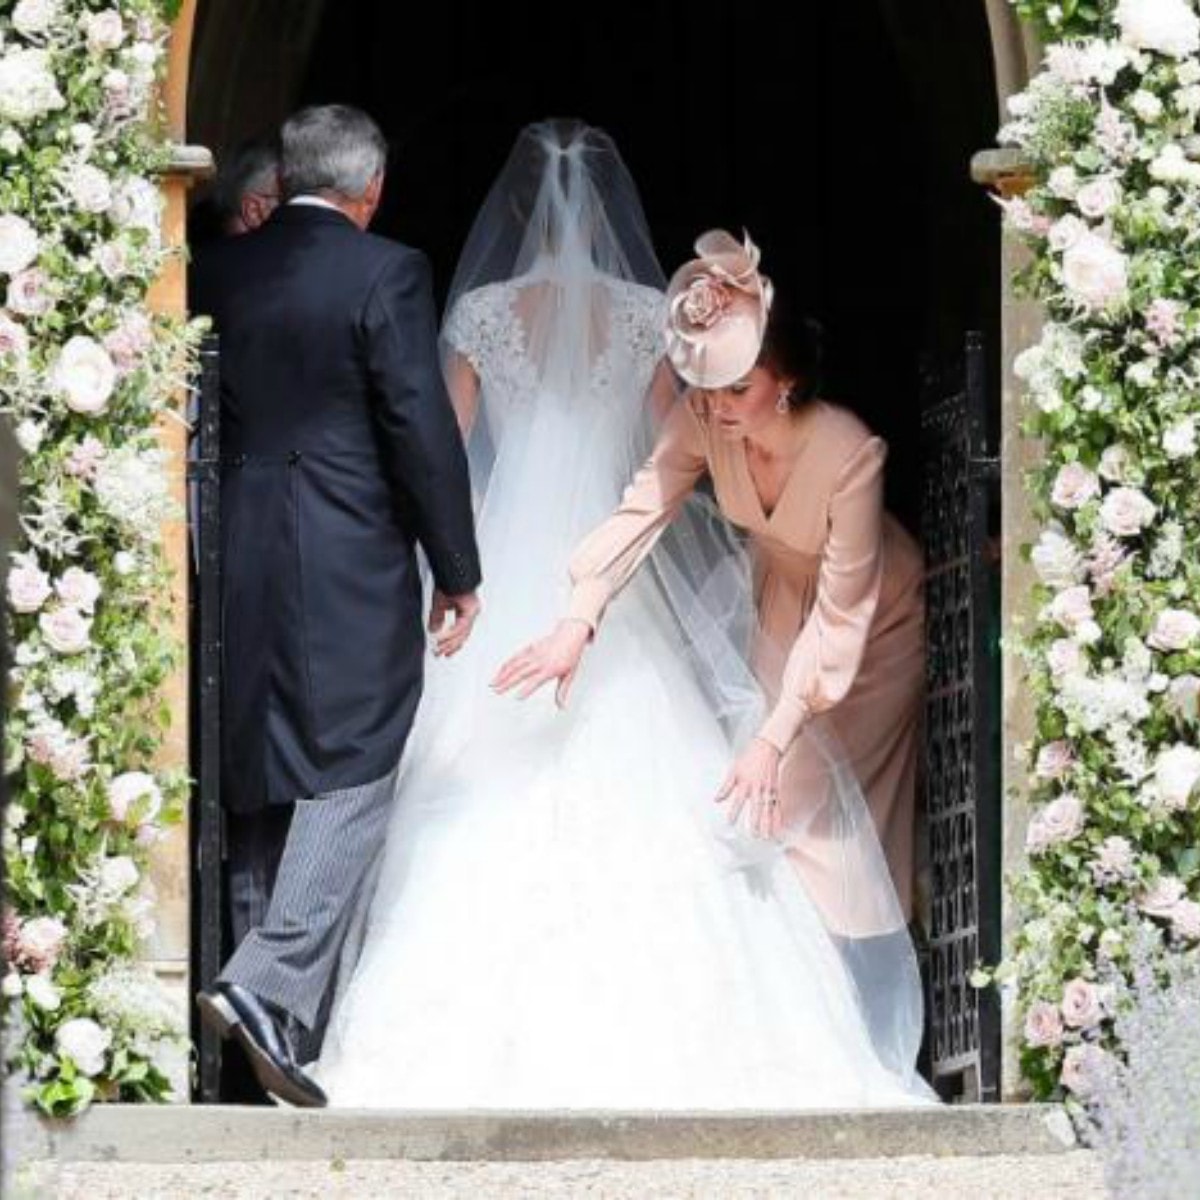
[1026,794,1085,855]
[1139,876,1187,918]
[0,310,28,362]
[1051,462,1100,511]
[1146,298,1183,348]
[678,275,731,331]
[1062,1043,1110,1098]
[6,268,52,318]
[1170,899,1200,940]
[1035,740,1075,781]
[1061,978,1105,1029]
[1024,1000,1065,1048]
[13,915,68,973]
[1149,609,1200,652]
[8,559,52,613]
[93,241,129,281]
[55,568,101,613]
[65,436,107,482]
[1100,487,1156,538]
[102,312,152,375]
[38,607,91,655]
[1047,638,1086,680]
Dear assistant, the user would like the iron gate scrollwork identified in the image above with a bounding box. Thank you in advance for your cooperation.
[920,331,1002,1102]
[189,334,223,1101]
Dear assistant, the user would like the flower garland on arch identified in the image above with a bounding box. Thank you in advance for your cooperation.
[0,0,201,1115]
[996,0,1200,1103]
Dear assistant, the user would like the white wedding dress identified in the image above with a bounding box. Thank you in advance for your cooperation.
[313,275,932,1109]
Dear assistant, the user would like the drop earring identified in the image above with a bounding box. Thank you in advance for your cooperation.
[775,389,792,414]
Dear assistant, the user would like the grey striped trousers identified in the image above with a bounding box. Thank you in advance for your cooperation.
[218,768,397,1032]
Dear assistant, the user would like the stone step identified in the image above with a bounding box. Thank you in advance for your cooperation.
[10,1104,1077,1165]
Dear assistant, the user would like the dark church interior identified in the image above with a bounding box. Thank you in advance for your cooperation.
[187,0,1001,534]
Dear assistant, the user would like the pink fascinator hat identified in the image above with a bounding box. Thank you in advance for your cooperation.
[664,229,774,389]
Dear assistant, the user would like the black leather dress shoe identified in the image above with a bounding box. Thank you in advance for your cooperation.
[197,983,328,1108]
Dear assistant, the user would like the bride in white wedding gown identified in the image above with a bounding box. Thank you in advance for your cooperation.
[314,120,933,1108]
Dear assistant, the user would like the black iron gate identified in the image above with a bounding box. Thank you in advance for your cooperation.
[189,335,224,1101]
[920,331,1002,1101]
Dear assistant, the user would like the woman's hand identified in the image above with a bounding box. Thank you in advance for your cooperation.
[492,619,591,708]
[716,738,784,839]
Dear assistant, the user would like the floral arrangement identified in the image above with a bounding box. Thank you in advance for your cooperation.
[994,0,1200,1103]
[0,0,200,1116]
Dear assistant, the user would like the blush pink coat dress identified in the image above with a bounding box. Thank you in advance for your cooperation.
[567,396,925,917]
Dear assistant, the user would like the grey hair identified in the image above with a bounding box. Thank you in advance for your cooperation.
[213,134,280,220]
[279,105,388,201]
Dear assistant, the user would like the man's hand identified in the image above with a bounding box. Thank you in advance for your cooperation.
[428,590,481,658]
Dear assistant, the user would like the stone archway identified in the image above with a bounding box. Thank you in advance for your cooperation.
[154,0,1039,1102]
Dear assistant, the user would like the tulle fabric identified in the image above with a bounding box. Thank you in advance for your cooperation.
[313,119,931,1106]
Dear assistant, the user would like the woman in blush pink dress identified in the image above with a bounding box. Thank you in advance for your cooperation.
[495,231,926,927]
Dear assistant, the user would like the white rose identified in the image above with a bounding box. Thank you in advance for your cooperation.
[106,771,163,825]
[1049,214,1088,253]
[50,336,117,415]
[1163,418,1197,460]
[0,214,39,276]
[1167,674,1200,721]
[14,420,43,453]
[1051,462,1101,510]
[1035,740,1075,781]
[1032,526,1084,588]
[38,607,90,655]
[1098,445,1133,483]
[55,567,101,612]
[1153,743,1200,810]
[93,240,129,281]
[1179,58,1200,84]
[1025,794,1085,855]
[64,163,112,215]
[12,0,61,38]
[1131,89,1165,121]
[1117,0,1200,58]
[1,973,23,998]
[98,854,139,897]
[55,1018,111,1077]
[1024,1000,1065,1048]
[1049,166,1079,200]
[113,550,137,576]
[1171,899,1200,939]
[25,973,61,1012]
[110,177,161,239]
[0,48,65,124]
[84,10,125,54]
[1062,231,1129,311]
[6,267,51,317]
[1048,585,1095,633]
[8,559,52,613]
[1149,608,1200,651]
[1061,978,1105,1029]
[1076,178,1122,219]
[1140,875,1187,917]
[1100,487,1156,537]
[1092,835,1136,883]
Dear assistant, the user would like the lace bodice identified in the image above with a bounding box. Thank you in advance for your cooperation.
[441,278,666,414]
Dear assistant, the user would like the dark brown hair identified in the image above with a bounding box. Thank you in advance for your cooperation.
[757,291,825,408]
